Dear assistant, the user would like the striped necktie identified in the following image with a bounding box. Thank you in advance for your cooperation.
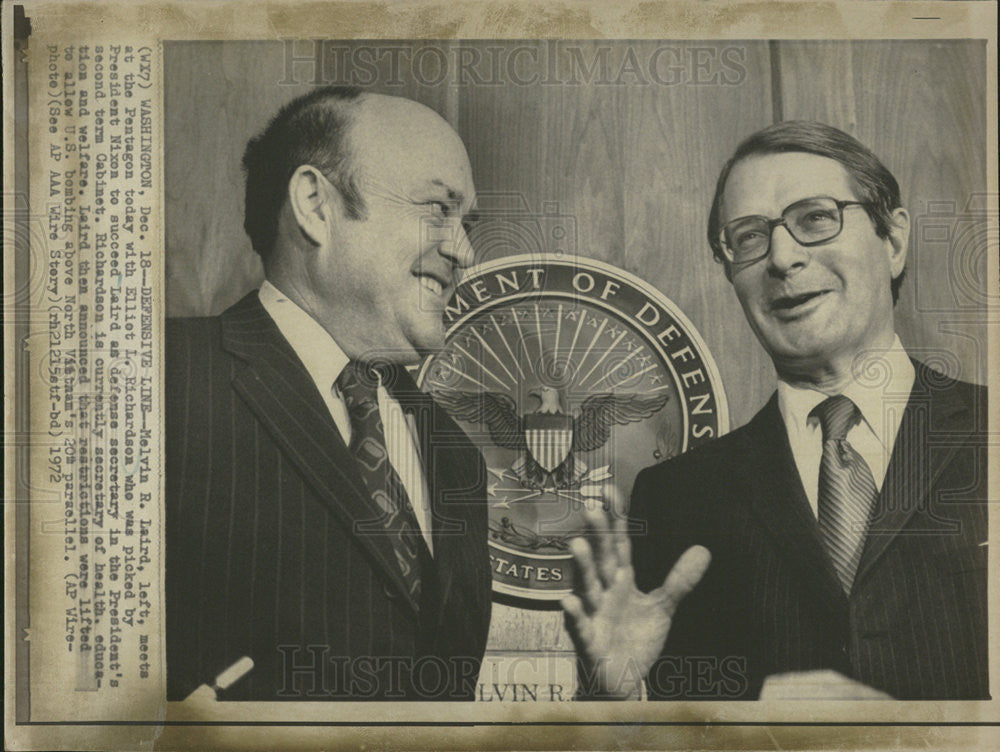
[336,362,424,604]
[810,394,877,595]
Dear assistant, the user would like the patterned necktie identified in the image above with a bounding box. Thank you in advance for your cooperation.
[336,362,424,604]
[810,394,878,595]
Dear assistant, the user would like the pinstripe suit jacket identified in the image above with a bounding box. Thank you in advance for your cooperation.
[631,362,989,700]
[165,292,492,701]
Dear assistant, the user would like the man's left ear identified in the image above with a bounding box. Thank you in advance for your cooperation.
[885,207,910,279]
[288,165,336,248]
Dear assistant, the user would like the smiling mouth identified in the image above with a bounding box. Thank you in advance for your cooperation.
[770,290,827,312]
[418,275,447,298]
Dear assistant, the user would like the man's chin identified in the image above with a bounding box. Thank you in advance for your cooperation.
[767,339,838,376]
[354,336,433,366]
[406,327,447,361]
[759,312,831,347]
[755,321,829,358]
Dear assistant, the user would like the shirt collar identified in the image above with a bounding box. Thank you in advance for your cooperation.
[258,280,350,393]
[777,336,915,450]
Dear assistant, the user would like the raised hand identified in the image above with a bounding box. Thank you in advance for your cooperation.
[561,507,711,699]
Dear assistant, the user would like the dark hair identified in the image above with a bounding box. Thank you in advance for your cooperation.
[242,86,367,264]
[707,120,906,303]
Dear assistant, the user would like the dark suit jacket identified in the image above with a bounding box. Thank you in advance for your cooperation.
[631,362,988,700]
[166,292,492,701]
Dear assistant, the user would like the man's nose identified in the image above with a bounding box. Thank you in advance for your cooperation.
[442,220,476,269]
[766,224,810,275]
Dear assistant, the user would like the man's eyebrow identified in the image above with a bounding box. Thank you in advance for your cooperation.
[427,179,468,207]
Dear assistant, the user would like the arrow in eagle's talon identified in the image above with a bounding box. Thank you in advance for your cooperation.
[506,490,543,503]
[492,485,545,497]
[581,465,612,483]
[487,466,514,481]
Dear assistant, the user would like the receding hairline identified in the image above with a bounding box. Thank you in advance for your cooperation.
[346,96,473,195]
[281,90,434,172]
[355,92,451,122]
[348,93,464,153]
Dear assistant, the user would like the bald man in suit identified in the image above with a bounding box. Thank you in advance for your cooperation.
[166,86,491,701]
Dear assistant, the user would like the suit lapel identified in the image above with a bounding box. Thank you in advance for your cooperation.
[220,292,420,612]
[854,361,975,586]
[745,395,847,610]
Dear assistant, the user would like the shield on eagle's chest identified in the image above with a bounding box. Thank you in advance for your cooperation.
[524,413,574,472]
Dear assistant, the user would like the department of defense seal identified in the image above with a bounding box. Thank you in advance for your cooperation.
[417,255,727,601]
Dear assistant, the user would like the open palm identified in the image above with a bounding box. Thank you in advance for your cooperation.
[561,509,711,698]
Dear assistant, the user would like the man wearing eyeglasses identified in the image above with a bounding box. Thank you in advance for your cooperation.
[562,121,988,700]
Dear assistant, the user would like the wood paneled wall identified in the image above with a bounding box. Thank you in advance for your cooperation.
[164,39,989,662]
[166,39,988,426]
[454,41,780,425]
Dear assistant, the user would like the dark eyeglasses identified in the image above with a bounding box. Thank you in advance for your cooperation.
[718,196,868,265]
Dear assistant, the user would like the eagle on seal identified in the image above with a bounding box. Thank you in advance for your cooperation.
[432,386,669,489]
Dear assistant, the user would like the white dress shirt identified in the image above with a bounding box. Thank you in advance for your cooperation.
[258,280,433,552]
[777,337,915,518]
